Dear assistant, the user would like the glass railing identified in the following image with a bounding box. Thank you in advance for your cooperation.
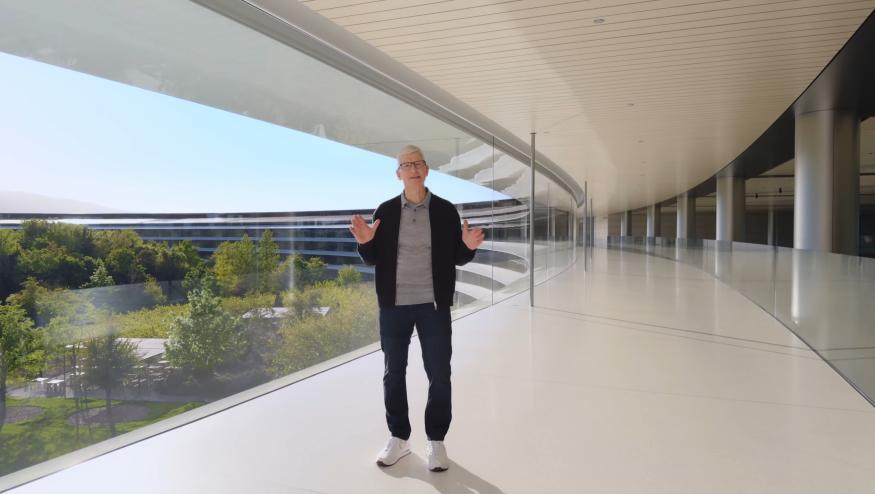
[0,0,582,484]
[0,193,580,481]
[605,236,875,407]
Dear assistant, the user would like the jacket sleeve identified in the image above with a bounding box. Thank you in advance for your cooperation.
[356,207,380,266]
[453,207,477,266]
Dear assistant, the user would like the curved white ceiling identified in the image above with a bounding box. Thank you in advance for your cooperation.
[300,0,875,214]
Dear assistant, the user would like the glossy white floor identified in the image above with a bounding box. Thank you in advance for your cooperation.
[10,248,875,494]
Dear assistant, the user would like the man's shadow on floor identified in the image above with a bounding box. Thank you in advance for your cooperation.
[379,453,505,494]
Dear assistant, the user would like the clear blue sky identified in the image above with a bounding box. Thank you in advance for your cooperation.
[0,52,497,213]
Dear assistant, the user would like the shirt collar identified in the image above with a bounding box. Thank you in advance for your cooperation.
[401,188,431,209]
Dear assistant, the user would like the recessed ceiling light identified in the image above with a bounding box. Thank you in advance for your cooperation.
[594,18,605,24]
[627,103,635,107]
[638,140,644,143]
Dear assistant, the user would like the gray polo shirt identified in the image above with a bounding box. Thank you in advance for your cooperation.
[396,190,434,305]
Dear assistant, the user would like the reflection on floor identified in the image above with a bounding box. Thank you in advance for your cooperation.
[10,248,875,493]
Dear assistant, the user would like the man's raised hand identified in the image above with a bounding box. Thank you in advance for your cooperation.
[349,214,381,244]
[461,219,485,250]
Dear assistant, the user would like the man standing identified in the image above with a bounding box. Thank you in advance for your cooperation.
[349,145,484,472]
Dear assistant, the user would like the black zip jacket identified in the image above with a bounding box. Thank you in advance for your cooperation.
[357,192,477,308]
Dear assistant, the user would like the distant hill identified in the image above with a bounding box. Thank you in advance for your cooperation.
[0,190,125,214]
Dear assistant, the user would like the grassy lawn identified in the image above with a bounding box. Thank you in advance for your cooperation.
[0,397,204,477]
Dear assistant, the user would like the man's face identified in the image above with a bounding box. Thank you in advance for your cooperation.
[396,151,429,187]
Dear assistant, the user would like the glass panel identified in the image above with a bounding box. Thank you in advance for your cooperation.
[605,237,875,405]
[0,0,584,481]
[490,153,531,305]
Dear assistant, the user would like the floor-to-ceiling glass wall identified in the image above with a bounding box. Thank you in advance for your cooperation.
[0,0,584,481]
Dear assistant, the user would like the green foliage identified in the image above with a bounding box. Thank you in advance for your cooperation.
[0,230,22,301]
[182,262,216,294]
[91,229,143,259]
[173,240,203,272]
[83,334,138,386]
[0,229,22,257]
[111,303,188,339]
[211,229,282,295]
[19,220,94,255]
[40,297,105,364]
[0,302,43,432]
[83,332,139,436]
[16,243,91,288]
[94,231,188,284]
[220,293,276,317]
[0,397,203,476]
[7,278,96,330]
[81,259,114,289]
[143,277,167,306]
[6,223,204,307]
[298,256,328,287]
[269,284,377,377]
[165,287,246,376]
[38,290,96,332]
[5,278,46,324]
[106,247,145,284]
[155,245,186,282]
[336,265,363,286]
[0,303,42,380]
[274,255,330,292]
[212,234,257,296]
[255,230,279,293]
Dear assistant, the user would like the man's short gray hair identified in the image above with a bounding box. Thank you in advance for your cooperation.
[397,145,424,162]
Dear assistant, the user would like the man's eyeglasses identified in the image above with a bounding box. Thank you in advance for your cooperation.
[398,160,427,171]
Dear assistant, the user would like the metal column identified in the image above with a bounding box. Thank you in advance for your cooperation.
[646,204,662,237]
[676,192,695,239]
[716,176,745,242]
[529,132,536,307]
[794,109,860,255]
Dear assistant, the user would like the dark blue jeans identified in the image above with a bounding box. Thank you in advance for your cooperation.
[380,302,453,442]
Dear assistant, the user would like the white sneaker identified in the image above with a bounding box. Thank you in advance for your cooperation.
[425,440,449,472]
[376,437,410,467]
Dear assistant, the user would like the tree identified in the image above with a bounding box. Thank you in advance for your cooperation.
[0,302,42,432]
[301,256,328,287]
[169,240,204,300]
[183,263,216,295]
[5,277,47,323]
[19,220,93,255]
[83,332,138,436]
[255,230,279,293]
[135,242,163,280]
[143,276,167,306]
[91,229,142,259]
[173,240,203,274]
[38,287,95,328]
[212,234,256,295]
[16,242,90,288]
[18,219,51,249]
[81,259,114,288]
[275,255,330,290]
[165,286,245,379]
[270,284,377,377]
[106,247,145,284]
[0,229,22,301]
[6,277,88,327]
[155,245,186,283]
[336,265,363,286]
